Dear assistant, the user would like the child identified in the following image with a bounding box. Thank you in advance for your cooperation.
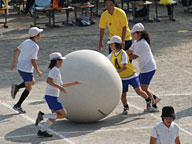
[128,23,160,112]
[35,52,81,137]
[107,35,153,114]
[150,106,181,144]
[10,27,43,113]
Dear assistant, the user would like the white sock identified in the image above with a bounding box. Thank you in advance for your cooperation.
[43,113,57,119]
[40,119,53,132]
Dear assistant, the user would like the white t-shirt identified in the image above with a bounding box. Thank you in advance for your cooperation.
[45,66,63,97]
[17,39,39,73]
[130,39,156,73]
[151,121,179,144]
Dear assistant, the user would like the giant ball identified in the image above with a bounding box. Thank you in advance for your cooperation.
[59,50,122,122]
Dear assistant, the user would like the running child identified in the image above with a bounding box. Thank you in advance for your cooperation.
[107,35,153,114]
[127,23,160,111]
[35,52,81,137]
[10,27,43,113]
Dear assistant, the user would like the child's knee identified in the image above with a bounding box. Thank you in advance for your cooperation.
[26,86,32,91]
[32,78,35,85]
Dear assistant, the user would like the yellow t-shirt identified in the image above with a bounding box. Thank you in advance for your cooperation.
[99,7,132,41]
[111,50,136,78]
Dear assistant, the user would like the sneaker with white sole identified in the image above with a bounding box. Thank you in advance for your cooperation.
[144,106,159,112]
[150,106,159,112]
[122,110,128,115]
[13,105,26,113]
[35,111,44,126]
[122,104,129,115]
[11,84,19,99]
[155,97,161,104]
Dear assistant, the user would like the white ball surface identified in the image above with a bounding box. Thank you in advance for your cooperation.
[59,50,122,122]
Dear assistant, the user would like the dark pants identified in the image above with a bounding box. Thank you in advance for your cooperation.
[24,0,35,14]
[166,5,172,16]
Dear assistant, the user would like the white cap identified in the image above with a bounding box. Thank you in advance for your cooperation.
[107,36,122,44]
[130,23,144,33]
[50,52,66,60]
[28,27,43,37]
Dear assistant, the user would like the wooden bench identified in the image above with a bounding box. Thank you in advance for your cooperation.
[33,7,54,27]
[130,1,153,23]
[52,6,73,26]
[74,4,95,23]
[154,0,176,22]
[121,0,132,13]
[0,6,8,28]
[9,0,25,14]
[183,0,192,13]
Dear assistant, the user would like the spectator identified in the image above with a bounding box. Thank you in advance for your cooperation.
[99,0,132,54]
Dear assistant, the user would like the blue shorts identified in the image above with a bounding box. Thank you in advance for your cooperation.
[139,70,156,85]
[18,70,33,82]
[45,95,64,111]
[122,76,140,93]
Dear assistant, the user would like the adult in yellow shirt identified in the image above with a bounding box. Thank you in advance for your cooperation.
[99,0,132,53]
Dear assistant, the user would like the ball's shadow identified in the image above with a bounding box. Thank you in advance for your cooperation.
[4,112,146,143]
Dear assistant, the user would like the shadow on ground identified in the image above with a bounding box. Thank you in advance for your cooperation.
[4,112,147,143]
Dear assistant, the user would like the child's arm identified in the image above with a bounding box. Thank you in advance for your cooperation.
[46,77,67,94]
[149,136,157,144]
[117,64,127,73]
[63,81,81,87]
[10,48,20,70]
[128,54,138,60]
[31,59,43,77]
[126,49,134,55]
[175,136,181,144]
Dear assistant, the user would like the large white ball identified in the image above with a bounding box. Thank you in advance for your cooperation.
[59,50,122,122]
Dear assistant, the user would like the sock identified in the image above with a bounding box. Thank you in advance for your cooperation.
[124,104,128,108]
[40,119,53,132]
[124,104,129,111]
[16,82,25,89]
[153,95,157,100]
[145,97,151,105]
[145,97,151,102]
[43,113,57,119]
[152,104,157,108]
[16,89,29,107]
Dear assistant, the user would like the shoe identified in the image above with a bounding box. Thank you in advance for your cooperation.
[150,106,159,112]
[144,106,159,112]
[144,102,152,112]
[155,97,161,104]
[35,111,44,126]
[122,104,129,115]
[21,10,28,14]
[122,110,128,115]
[11,84,19,99]
[37,130,53,137]
[169,16,176,21]
[13,105,26,113]
[146,102,151,110]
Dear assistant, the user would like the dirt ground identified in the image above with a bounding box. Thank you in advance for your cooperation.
[0,1,192,144]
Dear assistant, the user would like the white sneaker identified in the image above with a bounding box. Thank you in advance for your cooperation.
[155,97,161,104]
[144,106,159,112]
[122,110,128,115]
